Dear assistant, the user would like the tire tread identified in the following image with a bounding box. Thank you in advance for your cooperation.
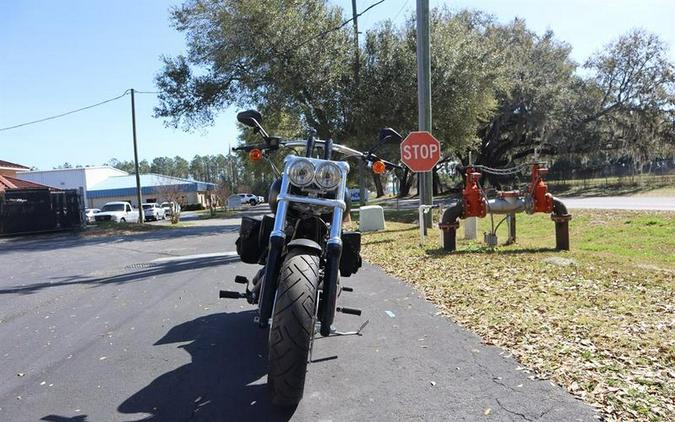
[268,249,320,406]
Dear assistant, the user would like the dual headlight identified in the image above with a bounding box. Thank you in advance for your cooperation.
[288,159,342,190]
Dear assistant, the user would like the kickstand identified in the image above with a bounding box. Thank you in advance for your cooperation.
[331,319,370,337]
[308,320,370,364]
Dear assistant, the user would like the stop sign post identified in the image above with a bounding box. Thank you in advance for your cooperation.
[400,131,441,172]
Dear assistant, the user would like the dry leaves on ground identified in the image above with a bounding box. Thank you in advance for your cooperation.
[360,210,674,421]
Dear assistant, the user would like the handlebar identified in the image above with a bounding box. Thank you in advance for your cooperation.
[232,144,263,152]
[232,138,402,170]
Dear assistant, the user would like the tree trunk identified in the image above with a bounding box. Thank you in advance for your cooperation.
[432,167,442,195]
[398,169,414,197]
[372,172,385,197]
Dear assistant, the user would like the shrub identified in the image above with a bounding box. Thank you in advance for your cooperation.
[182,203,205,211]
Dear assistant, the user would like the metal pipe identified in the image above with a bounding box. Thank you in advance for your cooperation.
[327,170,348,247]
[551,196,571,251]
[486,197,525,214]
[439,201,463,251]
[507,213,516,244]
[552,196,568,216]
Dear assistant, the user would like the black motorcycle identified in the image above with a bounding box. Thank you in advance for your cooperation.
[221,110,401,406]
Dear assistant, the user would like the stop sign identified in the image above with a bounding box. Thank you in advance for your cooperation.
[400,131,441,172]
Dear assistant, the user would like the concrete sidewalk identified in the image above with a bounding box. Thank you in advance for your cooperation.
[372,195,675,211]
[558,195,675,211]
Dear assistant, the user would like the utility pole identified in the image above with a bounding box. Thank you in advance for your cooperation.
[130,88,144,223]
[352,1,367,207]
[352,0,367,207]
[416,0,433,228]
[351,0,360,86]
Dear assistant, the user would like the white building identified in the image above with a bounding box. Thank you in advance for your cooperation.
[16,166,129,206]
[86,173,216,209]
[16,167,216,209]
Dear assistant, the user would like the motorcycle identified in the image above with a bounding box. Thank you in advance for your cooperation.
[221,109,401,406]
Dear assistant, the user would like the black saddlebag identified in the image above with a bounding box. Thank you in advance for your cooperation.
[236,214,275,265]
[236,216,263,264]
[257,214,275,264]
[339,231,362,277]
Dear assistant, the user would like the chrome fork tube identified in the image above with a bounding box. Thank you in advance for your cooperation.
[319,165,348,336]
[271,174,291,239]
[328,176,347,246]
[259,172,291,326]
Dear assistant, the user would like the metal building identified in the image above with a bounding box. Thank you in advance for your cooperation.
[86,174,216,209]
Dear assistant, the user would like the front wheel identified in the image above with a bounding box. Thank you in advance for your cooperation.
[268,249,319,406]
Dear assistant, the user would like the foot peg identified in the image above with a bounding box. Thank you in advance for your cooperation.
[336,306,362,316]
[234,275,249,284]
[341,286,354,292]
[219,290,245,299]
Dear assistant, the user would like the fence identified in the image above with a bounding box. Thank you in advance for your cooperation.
[0,188,83,236]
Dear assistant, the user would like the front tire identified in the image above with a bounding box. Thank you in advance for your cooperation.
[268,249,319,406]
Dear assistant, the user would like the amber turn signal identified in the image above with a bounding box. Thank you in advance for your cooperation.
[372,160,386,174]
[248,148,263,161]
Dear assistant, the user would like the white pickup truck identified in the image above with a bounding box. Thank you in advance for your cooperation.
[94,201,139,223]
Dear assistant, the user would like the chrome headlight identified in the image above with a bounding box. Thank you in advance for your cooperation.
[288,158,315,187]
[315,162,341,190]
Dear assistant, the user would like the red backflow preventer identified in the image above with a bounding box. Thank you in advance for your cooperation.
[529,163,554,213]
[462,166,487,218]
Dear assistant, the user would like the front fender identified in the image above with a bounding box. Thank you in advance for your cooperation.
[287,239,322,254]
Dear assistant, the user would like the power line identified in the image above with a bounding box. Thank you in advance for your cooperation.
[1,0,387,133]
[393,0,410,21]
[0,90,130,132]
[200,1,387,68]
[296,0,386,49]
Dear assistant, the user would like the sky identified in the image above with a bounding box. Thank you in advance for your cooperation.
[1,0,673,170]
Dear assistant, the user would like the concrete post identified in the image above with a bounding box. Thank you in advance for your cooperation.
[464,216,477,240]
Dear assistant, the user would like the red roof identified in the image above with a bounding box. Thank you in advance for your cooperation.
[0,175,53,192]
[0,160,31,170]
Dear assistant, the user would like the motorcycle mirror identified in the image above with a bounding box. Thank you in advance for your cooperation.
[378,127,402,144]
[366,127,403,157]
[237,110,263,128]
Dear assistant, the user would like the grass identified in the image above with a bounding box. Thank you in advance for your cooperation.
[353,209,674,421]
[194,208,236,220]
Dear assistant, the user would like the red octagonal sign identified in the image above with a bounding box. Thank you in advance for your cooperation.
[400,131,441,172]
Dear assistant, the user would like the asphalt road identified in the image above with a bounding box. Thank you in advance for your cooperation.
[0,215,596,421]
